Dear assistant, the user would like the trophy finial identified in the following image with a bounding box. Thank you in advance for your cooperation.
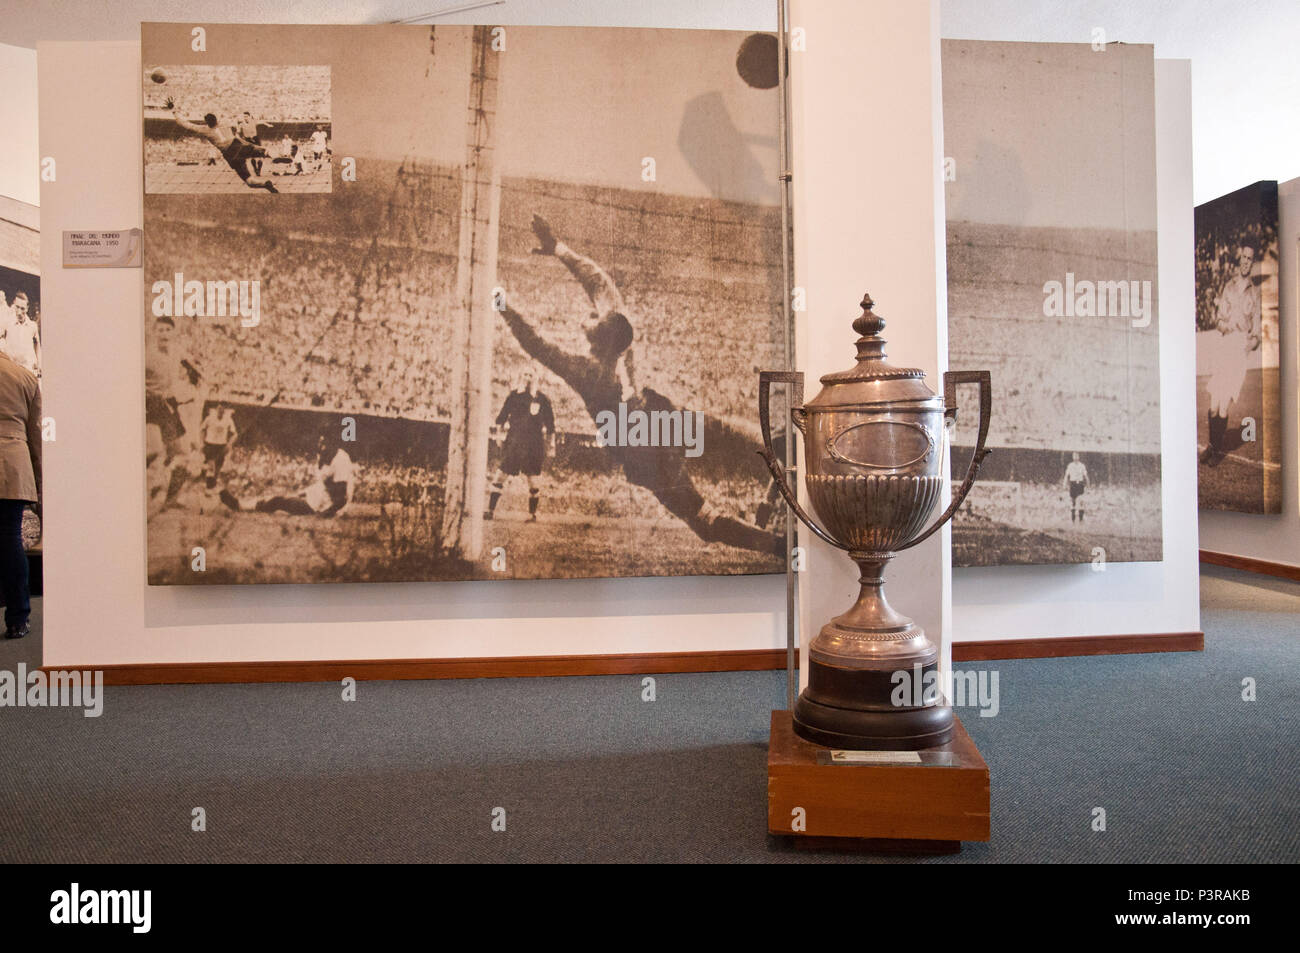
[853,292,886,360]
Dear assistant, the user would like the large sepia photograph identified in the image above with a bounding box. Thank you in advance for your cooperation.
[942,39,1163,567]
[142,23,786,585]
[1194,180,1281,513]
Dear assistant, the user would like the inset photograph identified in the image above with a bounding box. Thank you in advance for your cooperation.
[143,65,332,194]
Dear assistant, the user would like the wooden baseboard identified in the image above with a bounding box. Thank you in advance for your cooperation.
[952,631,1203,661]
[47,647,791,686]
[51,631,1204,685]
[1200,549,1300,583]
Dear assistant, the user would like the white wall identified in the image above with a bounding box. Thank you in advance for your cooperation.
[1198,177,1300,568]
[953,60,1201,642]
[0,42,39,206]
[789,0,951,676]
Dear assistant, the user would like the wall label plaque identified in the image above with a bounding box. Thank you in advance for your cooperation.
[63,228,142,268]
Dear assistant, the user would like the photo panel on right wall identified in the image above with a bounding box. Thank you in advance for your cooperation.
[1194,180,1281,514]
[942,39,1163,568]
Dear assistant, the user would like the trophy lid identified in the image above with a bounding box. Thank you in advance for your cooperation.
[809,293,937,406]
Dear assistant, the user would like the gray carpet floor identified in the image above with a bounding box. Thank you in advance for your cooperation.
[1,564,1296,863]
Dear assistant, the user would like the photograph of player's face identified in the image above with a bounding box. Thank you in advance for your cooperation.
[1237,247,1255,277]
[942,39,1162,566]
[1194,180,1281,513]
[2,268,43,379]
[141,23,785,585]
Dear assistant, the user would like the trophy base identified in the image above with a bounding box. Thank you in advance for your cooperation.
[793,693,954,750]
[794,652,953,750]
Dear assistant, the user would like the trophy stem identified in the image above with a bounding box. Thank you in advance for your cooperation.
[845,553,914,642]
[793,551,954,751]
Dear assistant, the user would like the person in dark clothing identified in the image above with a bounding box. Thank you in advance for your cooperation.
[486,372,554,521]
[168,99,278,192]
[0,351,41,639]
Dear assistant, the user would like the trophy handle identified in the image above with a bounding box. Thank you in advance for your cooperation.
[898,369,993,551]
[758,370,849,552]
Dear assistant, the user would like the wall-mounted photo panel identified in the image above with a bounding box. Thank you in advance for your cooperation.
[942,39,1163,567]
[1194,180,1281,513]
[141,23,786,584]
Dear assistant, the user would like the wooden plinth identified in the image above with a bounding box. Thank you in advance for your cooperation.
[767,710,990,848]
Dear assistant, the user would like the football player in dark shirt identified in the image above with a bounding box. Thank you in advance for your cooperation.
[486,372,554,521]
[168,99,278,193]
[496,215,778,555]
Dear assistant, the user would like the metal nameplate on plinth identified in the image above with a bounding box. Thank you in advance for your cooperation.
[819,749,955,767]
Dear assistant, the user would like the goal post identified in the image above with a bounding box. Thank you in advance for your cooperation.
[440,24,501,560]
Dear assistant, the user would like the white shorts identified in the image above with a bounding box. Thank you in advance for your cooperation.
[1204,330,1249,413]
[304,481,331,513]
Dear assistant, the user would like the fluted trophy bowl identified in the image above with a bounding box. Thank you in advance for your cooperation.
[804,406,947,551]
[759,293,992,750]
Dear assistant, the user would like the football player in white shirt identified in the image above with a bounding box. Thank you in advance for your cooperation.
[1201,245,1260,465]
[145,315,205,512]
[306,125,330,173]
[200,404,239,487]
[1,292,40,375]
[220,432,355,517]
[1063,451,1090,524]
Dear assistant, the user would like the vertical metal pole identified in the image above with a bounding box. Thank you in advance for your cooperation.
[776,0,797,711]
[441,25,500,560]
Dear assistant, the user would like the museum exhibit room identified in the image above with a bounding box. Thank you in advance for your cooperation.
[0,0,1295,922]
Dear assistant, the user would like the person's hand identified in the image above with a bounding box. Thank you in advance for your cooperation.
[530,214,557,256]
[164,95,175,110]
